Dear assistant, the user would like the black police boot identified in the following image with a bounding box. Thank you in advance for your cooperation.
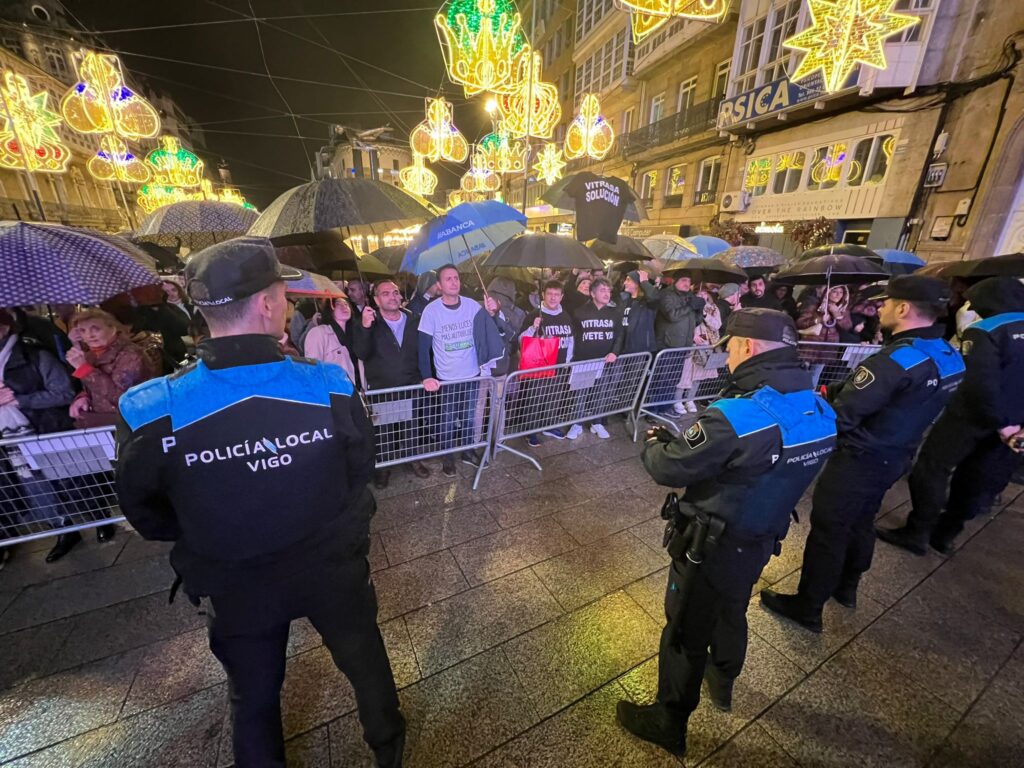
[875,524,928,556]
[372,729,405,768]
[96,524,116,543]
[46,531,82,563]
[760,590,823,633]
[704,664,734,712]
[615,700,687,757]
[832,580,858,609]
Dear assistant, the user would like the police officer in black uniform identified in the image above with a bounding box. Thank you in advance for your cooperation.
[760,276,964,631]
[115,238,405,768]
[879,276,1024,554]
[617,309,836,757]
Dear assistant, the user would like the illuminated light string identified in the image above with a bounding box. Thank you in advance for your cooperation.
[563,94,615,161]
[743,157,772,191]
[137,183,198,214]
[478,127,528,174]
[532,142,565,186]
[146,136,204,189]
[784,0,920,94]
[90,134,149,183]
[497,50,561,139]
[616,0,731,43]
[61,50,161,140]
[435,0,528,96]
[0,70,71,173]
[460,150,502,193]
[409,97,469,163]
[399,153,439,196]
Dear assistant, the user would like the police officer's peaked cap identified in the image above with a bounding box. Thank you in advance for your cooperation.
[185,237,302,306]
[876,275,951,305]
[719,308,798,347]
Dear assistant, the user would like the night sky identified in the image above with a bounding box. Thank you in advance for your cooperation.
[74,0,492,207]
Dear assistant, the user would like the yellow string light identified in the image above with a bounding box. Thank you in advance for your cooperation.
[61,50,160,140]
[618,0,731,42]
[145,136,204,189]
[784,0,920,93]
[88,134,149,183]
[399,154,439,196]
[563,94,615,161]
[532,142,565,185]
[0,70,71,173]
[409,97,469,163]
[215,186,257,210]
[631,13,669,42]
[435,0,528,96]
[743,157,772,191]
[810,143,862,185]
[478,127,528,173]
[461,150,502,193]
[137,184,199,214]
[497,51,561,139]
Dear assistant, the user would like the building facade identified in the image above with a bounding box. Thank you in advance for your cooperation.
[323,125,413,190]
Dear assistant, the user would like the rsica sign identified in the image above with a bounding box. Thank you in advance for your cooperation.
[717,77,825,130]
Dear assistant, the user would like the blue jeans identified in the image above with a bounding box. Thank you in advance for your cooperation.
[438,380,480,452]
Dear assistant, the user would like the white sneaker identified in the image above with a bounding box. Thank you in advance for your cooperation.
[590,424,611,439]
[685,401,698,413]
[672,402,687,415]
[566,424,584,440]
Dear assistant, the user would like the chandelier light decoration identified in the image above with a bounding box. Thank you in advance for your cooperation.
[460,150,502,193]
[478,127,528,173]
[89,134,149,183]
[409,97,469,162]
[145,136,204,189]
[137,184,197,214]
[497,51,561,139]
[0,70,71,173]
[214,185,257,210]
[563,94,615,161]
[784,0,920,93]
[436,0,528,96]
[399,153,439,196]
[532,142,565,185]
[616,0,731,42]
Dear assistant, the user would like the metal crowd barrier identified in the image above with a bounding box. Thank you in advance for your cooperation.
[363,376,496,490]
[493,352,652,472]
[796,341,881,389]
[0,427,123,548]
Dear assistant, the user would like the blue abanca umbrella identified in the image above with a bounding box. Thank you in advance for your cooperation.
[401,200,527,275]
[683,235,731,258]
[875,249,925,276]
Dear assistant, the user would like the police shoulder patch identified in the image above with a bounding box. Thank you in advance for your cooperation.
[852,366,876,390]
[683,421,708,449]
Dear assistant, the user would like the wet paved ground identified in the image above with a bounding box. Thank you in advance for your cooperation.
[1,418,1022,767]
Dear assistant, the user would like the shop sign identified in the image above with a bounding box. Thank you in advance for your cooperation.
[754,222,785,234]
[718,75,827,130]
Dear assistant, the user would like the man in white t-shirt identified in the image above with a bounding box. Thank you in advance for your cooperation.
[418,264,503,476]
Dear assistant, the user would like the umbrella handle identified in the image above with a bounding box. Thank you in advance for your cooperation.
[461,233,489,300]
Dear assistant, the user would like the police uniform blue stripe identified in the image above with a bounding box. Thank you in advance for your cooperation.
[970,312,1024,333]
[889,346,929,370]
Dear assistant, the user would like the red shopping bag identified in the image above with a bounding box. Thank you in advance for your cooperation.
[519,335,559,379]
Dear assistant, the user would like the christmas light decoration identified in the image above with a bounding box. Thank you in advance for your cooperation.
[216,186,257,210]
[564,94,614,161]
[0,70,71,173]
[776,152,805,172]
[137,183,199,214]
[631,13,669,43]
[145,136,204,189]
[409,97,469,163]
[478,127,528,173]
[435,0,528,96]
[784,0,920,94]
[497,51,561,139]
[617,0,731,43]
[88,134,149,183]
[460,151,502,193]
[399,154,439,196]
[532,142,565,185]
[810,143,862,185]
[743,157,772,192]
[61,51,160,140]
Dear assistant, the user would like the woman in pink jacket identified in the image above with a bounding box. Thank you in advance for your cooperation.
[303,295,356,384]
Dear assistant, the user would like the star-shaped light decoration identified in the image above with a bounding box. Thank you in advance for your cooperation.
[784,0,920,93]
[0,70,71,173]
[563,94,614,161]
[532,143,565,186]
[399,154,439,196]
[410,97,469,163]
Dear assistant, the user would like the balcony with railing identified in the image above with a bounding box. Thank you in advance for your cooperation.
[620,98,722,158]
[693,188,717,206]
[0,197,126,230]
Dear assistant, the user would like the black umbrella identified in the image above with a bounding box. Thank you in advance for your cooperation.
[587,235,653,260]
[370,245,408,273]
[660,257,748,284]
[541,172,646,222]
[797,243,882,262]
[956,252,1024,279]
[248,178,433,238]
[774,254,889,286]
[485,233,604,270]
[131,241,181,271]
[271,230,391,276]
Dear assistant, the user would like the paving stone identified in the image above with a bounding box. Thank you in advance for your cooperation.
[749,572,886,673]
[857,534,947,607]
[400,648,540,768]
[451,517,577,586]
[280,646,357,739]
[509,449,595,489]
[54,589,206,672]
[483,481,592,529]
[929,672,1024,768]
[0,616,74,691]
[623,567,669,623]
[700,724,798,768]
[404,569,562,675]
[114,531,173,565]
[0,530,128,590]
[373,469,522,532]
[381,616,422,689]
[282,725,332,768]
[760,641,959,768]
[850,589,1020,713]
[369,532,388,572]
[532,530,665,611]
[629,515,672,556]
[0,647,145,762]
[373,549,469,621]
[121,628,226,717]
[0,556,174,634]
[380,503,499,565]
[474,682,681,768]
[618,633,803,765]
[0,586,19,617]
[286,618,323,657]
[328,710,376,766]
[502,591,661,717]
[573,437,644,468]
[4,684,226,768]
[630,480,670,506]
[554,490,661,546]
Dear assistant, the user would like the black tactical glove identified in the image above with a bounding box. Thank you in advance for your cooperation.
[645,426,674,444]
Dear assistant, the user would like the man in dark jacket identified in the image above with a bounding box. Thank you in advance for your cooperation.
[655,273,706,350]
[116,238,405,768]
[618,309,835,756]
[761,276,964,631]
[621,271,657,354]
[878,276,1024,554]
[351,279,431,487]
[740,276,783,311]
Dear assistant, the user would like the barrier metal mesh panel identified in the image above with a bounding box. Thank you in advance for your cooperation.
[1,427,123,547]
[796,342,881,389]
